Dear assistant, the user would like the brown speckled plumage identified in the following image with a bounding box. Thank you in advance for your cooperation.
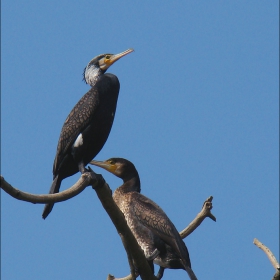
[90,158,197,280]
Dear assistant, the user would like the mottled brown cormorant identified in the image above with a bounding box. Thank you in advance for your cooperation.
[90,158,197,280]
[42,49,134,219]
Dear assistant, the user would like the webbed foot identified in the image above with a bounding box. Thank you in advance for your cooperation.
[146,248,160,261]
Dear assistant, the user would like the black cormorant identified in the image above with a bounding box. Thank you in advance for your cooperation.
[42,49,134,219]
[90,158,197,280]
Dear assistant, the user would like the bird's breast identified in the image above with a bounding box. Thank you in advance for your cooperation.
[113,192,157,258]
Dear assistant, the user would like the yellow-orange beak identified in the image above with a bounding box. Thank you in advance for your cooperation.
[99,48,134,71]
[90,160,117,174]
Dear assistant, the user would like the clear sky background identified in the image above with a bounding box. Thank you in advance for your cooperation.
[1,1,279,280]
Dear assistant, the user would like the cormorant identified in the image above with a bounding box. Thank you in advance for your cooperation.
[90,158,197,280]
[42,49,134,219]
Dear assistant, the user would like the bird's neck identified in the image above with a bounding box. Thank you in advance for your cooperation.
[85,66,103,87]
[113,174,141,207]
[120,176,141,193]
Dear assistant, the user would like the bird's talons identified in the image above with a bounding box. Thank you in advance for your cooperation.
[84,167,91,173]
[96,174,106,189]
[146,248,160,261]
[87,166,93,173]
[86,166,105,190]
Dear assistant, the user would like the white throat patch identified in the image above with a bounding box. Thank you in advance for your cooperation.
[85,66,101,86]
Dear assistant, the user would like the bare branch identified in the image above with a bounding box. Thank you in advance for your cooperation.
[0,173,98,204]
[180,196,216,239]
[253,238,280,280]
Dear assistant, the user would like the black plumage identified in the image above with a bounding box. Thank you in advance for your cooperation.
[42,49,133,219]
[90,158,197,280]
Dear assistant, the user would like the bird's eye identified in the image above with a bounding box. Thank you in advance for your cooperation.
[108,160,115,165]
[105,55,111,60]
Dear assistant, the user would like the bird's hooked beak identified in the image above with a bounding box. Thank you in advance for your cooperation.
[90,160,117,174]
[99,48,134,71]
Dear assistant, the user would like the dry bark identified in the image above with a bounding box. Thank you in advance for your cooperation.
[253,238,280,280]
[0,173,97,204]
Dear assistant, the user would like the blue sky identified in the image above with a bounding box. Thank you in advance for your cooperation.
[1,1,279,279]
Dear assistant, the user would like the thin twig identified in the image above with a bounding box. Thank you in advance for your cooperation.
[180,196,216,239]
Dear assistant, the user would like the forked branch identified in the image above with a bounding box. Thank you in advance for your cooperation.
[180,196,216,239]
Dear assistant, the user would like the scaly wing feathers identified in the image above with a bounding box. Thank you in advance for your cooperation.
[53,88,99,175]
[131,193,180,245]
[131,192,192,269]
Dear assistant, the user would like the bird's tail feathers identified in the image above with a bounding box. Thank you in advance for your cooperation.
[185,266,198,280]
[42,175,61,219]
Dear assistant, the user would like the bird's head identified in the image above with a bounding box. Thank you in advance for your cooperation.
[83,48,134,85]
[90,157,138,181]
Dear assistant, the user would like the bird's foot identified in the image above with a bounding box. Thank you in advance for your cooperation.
[146,248,160,261]
[87,166,106,190]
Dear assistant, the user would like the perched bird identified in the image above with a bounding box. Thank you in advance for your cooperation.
[90,158,197,280]
[42,49,134,219]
